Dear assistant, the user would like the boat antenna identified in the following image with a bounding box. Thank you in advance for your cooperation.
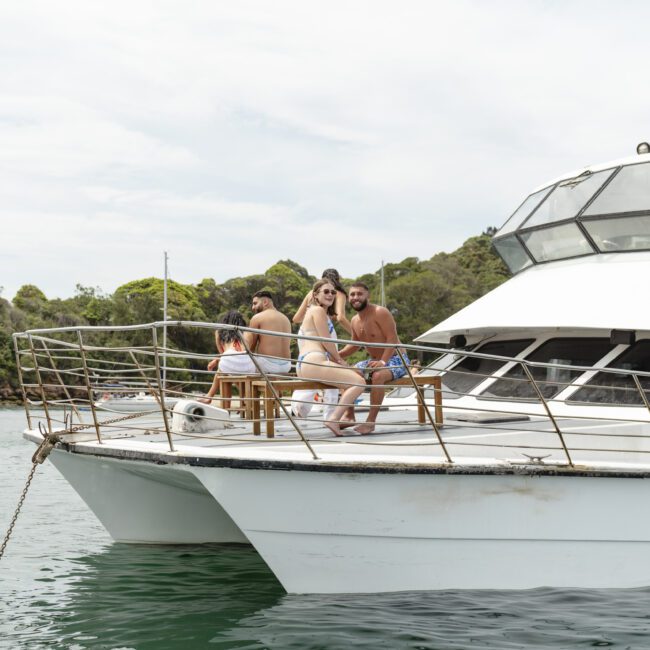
[380,259,386,307]
[163,251,168,391]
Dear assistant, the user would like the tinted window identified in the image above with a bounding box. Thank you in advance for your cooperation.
[442,339,534,398]
[569,340,650,405]
[480,338,615,401]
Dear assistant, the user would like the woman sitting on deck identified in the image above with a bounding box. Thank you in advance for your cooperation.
[296,279,366,436]
[200,310,252,408]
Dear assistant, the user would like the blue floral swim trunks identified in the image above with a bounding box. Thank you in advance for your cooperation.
[355,353,410,381]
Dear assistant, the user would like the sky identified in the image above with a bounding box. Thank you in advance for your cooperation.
[2,0,650,301]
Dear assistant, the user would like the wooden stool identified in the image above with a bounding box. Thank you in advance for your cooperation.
[218,375,257,418]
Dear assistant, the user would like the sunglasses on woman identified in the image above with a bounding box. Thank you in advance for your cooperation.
[321,289,336,295]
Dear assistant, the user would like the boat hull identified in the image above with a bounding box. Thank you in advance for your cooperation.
[47,447,248,544]
[190,464,650,593]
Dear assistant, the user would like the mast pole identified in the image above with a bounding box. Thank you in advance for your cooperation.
[162,251,168,391]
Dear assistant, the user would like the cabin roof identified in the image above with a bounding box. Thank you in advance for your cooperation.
[491,151,650,275]
[416,251,650,344]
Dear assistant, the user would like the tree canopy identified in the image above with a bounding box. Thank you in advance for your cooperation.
[0,232,509,400]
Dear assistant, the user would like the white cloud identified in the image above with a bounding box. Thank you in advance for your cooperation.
[2,0,650,302]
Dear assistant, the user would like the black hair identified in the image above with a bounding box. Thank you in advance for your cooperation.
[321,268,346,296]
[350,281,369,292]
[217,310,247,344]
[252,290,274,302]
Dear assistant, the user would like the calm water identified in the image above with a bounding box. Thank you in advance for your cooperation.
[2,408,650,649]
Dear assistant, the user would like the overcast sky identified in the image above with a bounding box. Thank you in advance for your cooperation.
[2,0,649,301]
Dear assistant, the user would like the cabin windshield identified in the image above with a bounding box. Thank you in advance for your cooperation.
[492,161,650,273]
[584,163,650,215]
[522,170,614,229]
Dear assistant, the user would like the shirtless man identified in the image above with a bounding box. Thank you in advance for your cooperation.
[339,282,409,434]
[244,290,292,374]
[200,292,291,405]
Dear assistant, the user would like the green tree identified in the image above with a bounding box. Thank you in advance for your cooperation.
[13,284,47,313]
[195,278,228,322]
[113,278,206,324]
[217,275,267,315]
[449,234,510,295]
[275,259,312,282]
[263,262,312,318]
[0,238,512,402]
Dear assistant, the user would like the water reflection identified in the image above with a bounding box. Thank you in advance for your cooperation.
[14,544,283,649]
[220,586,650,650]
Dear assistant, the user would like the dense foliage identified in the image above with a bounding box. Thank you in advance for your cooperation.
[0,233,509,400]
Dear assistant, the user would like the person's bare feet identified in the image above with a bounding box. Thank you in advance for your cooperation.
[198,397,212,405]
[339,417,357,429]
[354,423,376,434]
[324,420,345,437]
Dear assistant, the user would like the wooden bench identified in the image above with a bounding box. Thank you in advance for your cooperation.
[251,375,443,438]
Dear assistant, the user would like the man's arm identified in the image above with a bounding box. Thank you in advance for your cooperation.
[333,292,352,334]
[339,317,361,358]
[371,308,400,366]
[243,314,261,351]
[339,343,360,358]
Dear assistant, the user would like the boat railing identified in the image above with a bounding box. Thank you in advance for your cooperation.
[13,321,650,468]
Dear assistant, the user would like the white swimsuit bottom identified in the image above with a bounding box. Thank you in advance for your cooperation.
[219,350,291,375]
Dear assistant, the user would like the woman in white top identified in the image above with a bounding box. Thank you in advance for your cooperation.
[296,279,365,436]
[200,310,252,407]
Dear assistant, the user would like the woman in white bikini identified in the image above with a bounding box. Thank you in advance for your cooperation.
[292,268,351,419]
[296,279,365,436]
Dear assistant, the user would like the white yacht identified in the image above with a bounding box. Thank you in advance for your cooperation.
[94,390,179,413]
[14,145,650,594]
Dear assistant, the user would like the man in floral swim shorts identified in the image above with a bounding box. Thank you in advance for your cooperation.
[339,282,410,434]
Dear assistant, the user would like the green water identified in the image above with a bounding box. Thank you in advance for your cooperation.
[3,407,650,649]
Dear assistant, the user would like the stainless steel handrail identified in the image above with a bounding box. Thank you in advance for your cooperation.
[13,322,650,466]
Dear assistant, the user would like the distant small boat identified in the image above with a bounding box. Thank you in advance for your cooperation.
[95,391,178,413]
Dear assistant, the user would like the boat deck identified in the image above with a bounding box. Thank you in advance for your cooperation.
[38,405,650,472]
